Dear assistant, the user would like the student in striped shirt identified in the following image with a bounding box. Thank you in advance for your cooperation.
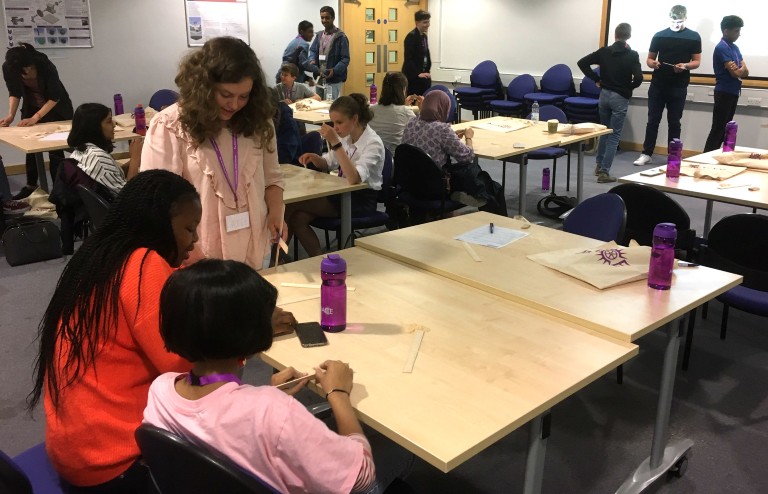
[67,102,143,197]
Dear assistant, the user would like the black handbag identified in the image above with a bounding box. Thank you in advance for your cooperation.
[2,219,63,266]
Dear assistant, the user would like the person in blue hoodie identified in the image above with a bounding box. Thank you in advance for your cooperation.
[309,6,350,100]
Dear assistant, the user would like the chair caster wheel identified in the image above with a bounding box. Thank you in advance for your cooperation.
[669,456,688,478]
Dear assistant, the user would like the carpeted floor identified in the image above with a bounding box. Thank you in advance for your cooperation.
[2,148,767,493]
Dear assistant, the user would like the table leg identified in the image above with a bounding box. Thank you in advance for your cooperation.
[340,191,352,249]
[576,142,584,204]
[517,154,528,216]
[703,200,714,238]
[615,318,693,494]
[35,153,50,193]
[523,410,550,494]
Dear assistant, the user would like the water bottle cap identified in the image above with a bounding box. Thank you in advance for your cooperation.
[653,222,677,240]
[726,120,737,128]
[321,253,347,273]
[114,94,122,98]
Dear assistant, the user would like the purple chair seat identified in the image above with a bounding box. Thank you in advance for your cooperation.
[489,100,524,112]
[717,285,768,315]
[524,92,567,105]
[563,96,599,107]
[11,443,64,494]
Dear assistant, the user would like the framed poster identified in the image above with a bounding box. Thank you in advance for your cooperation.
[4,0,94,48]
[185,0,249,47]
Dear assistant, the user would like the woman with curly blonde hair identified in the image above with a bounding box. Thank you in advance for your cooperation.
[141,36,285,269]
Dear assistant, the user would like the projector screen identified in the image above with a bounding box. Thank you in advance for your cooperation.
[606,0,768,84]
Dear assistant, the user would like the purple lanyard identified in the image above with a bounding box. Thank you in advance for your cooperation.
[210,133,239,205]
[338,145,357,178]
[187,372,242,386]
[283,84,294,100]
[320,31,333,54]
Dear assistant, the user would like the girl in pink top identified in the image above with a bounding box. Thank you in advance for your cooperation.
[144,259,412,493]
[141,37,285,270]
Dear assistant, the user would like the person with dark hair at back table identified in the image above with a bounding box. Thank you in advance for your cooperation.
[578,22,643,183]
[309,6,350,100]
[703,15,748,152]
[276,20,318,85]
[633,5,701,166]
[402,10,432,96]
[369,71,421,155]
[2,42,73,198]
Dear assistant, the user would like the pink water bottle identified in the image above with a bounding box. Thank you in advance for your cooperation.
[722,121,737,152]
[113,94,124,115]
[542,167,550,191]
[134,104,146,136]
[320,254,347,332]
[369,81,378,105]
[648,223,677,290]
[666,139,682,178]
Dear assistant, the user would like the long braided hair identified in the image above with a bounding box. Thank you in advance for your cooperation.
[28,170,199,410]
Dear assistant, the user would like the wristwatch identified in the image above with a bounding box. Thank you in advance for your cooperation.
[330,141,343,151]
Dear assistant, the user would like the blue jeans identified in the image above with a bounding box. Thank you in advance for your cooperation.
[642,83,687,156]
[320,82,343,100]
[596,89,629,173]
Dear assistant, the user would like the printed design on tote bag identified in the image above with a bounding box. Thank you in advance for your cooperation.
[596,248,630,267]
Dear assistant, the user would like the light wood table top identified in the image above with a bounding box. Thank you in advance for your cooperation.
[0,120,138,154]
[451,117,562,160]
[684,146,768,165]
[356,211,742,342]
[281,164,368,203]
[261,247,637,472]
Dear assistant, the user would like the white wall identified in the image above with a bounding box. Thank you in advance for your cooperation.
[0,0,326,165]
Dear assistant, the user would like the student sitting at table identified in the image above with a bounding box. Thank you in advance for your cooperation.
[369,71,422,156]
[402,90,507,216]
[286,94,384,257]
[144,258,413,494]
[276,62,321,105]
[270,87,303,165]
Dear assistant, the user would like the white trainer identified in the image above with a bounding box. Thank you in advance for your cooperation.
[633,154,652,166]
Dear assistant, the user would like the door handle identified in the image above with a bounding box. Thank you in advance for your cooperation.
[377,44,381,73]
[383,45,388,72]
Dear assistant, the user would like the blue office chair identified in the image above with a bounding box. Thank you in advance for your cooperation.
[310,149,394,253]
[422,85,458,123]
[299,131,324,171]
[148,89,180,111]
[564,70,601,123]
[0,443,64,494]
[489,74,537,118]
[393,144,463,225]
[563,193,626,243]
[524,64,575,109]
[682,213,768,370]
[453,60,504,120]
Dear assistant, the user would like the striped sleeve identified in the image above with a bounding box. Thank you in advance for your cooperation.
[348,433,376,492]
[78,144,127,196]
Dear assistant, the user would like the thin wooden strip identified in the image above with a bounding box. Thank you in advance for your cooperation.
[403,330,425,373]
[462,241,482,262]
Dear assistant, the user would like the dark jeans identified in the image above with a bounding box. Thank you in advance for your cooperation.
[642,83,687,156]
[25,150,65,187]
[703,90,739,152]
[63,460,157,494]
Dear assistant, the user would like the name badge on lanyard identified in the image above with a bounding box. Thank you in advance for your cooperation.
[319,54,327,61]
[210,133,250,233]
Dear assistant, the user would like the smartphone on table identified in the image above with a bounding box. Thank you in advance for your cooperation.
[295,322,329,348]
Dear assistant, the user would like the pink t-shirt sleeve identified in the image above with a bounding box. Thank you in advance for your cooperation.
[141,110,185,175]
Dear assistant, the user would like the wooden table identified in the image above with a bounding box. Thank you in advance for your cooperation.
[684,146,767,165]
[0,120,137,192]
[261,247,637,490]
[452,117,611,215]
[619,164,768,237]
[356,211,742,493]
[281,164,368,247]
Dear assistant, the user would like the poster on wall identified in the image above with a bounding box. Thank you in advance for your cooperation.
[3,0,93,48]
[185,0,249,47]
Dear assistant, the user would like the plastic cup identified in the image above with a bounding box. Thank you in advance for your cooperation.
[547,119,558,133]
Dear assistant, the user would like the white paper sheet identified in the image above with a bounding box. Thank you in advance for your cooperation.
[39,131,70,141]
[454,225,528,248]
[471,121,528,133]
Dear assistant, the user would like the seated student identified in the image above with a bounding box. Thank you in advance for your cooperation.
[276,63,321,105]
[145,259,413,493]
[402,90,507,216]
[369,72,422,155]
[28,170,201,493]
[270,87,303,165]
[286,94,384,257]
[67,102,143,197]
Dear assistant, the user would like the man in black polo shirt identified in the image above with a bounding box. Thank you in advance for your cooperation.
[634,5,701,166]
[578,22,643,183]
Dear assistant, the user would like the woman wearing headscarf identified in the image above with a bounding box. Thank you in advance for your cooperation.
[402,91,506,215]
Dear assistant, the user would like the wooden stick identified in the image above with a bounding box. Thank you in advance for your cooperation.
[403,330,425,373]
[462,241,482,262]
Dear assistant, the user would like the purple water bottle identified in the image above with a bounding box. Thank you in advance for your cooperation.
[113,94,124,115]
[648,223,677,290]
[369,80,377,105]
[542,167,550,191]
[134,104,146,136]
[722,121,738,152]
[666,139,682,178]
[320,254,347,332]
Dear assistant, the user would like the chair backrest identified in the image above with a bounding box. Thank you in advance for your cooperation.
[1,443,64,494]
[537,105,567,123]
[378,148,394,204]
[579,70,601,99]
[0,450,33,494]
[702,213,768,291]
[423,85,457,123]
[608,183,694,249]
[393,143,447,200]
[540,64,575,95]
[135,424,278,494]
[507,74,537,102]
[76,184,111,230]
[148,89,180,111]
[563,193,626,243]
[300,131,323,155]
[470,60,500,88]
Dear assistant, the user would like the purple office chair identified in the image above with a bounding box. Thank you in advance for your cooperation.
[0,443,64,494]
[564,69,601,123]
[490,74,537,117]
[453,60,504,120]
[524,64,575,109]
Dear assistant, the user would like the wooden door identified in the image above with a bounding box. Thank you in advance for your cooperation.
[342,0,428,98]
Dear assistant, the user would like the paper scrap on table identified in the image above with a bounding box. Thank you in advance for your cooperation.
[316,109,330,114]
[38,131,70,141]
[472,120,527,133]
[455,225,528,249]
[403,329,424,373]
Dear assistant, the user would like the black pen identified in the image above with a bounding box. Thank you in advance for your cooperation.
[489,222,494,234]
